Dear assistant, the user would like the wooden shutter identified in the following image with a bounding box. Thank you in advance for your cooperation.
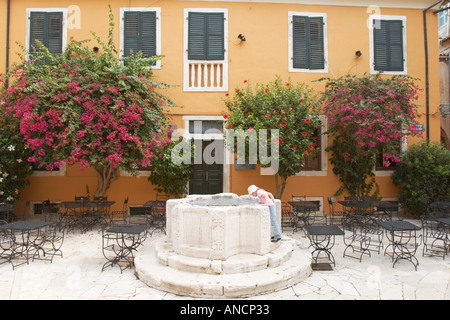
[47,13,63,55]
[292,16,309,69]
[188,12,224,60]
[188,12,207,60]
[29,12,63,55]
[206,13,224,60]
[373,19,404,71]
[124,12,156,58]
[308,17,324,70]
[140,12,157,58]
[292,16,324,70]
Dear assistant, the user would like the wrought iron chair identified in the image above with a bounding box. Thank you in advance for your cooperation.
[110,197,129,226]
[32,222,65,263]
[422,208,448,259]
[13,201,30,221]
[327,197,346,226]
[148,200,166,236]
[342,215,372,262]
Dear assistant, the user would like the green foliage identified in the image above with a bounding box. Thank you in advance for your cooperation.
[1,4,176,196]
[0,116,33,204]
[320,74,421,197]
[223,76,321,198]
[391,141,450,217]
[148,138,194,198]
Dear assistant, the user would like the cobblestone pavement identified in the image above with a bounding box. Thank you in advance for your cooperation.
[0,219,448,300]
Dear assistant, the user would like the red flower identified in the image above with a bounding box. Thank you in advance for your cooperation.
[265,113,270,118]
[305,119,310,124]
[304,151,309,155]
[236,89,240,93]
[302,132,308,137]
[309,144,314,150]
[286,83,290,86]
[265,89,269,94]
[248,126,253,131]
[225,93,229,97]
[293,145,297,150]
[281,121,286,126]
[223,115,228,120]
[280,137,284,142]
[244,80,248,83]
[228,124,232,129]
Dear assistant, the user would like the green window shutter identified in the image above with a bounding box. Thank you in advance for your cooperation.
[124,12,140,57]
[292,16,309,69]
[124,12,157,60]
[308,17,325,70]
[292,16,324,70]
[140,12,157,58]
[47,12,63,55]
[29,12,63,55]
[188,12,224,60]
[373,19,404,71]
[206,13,224,60]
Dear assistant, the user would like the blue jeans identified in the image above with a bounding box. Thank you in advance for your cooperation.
[268,204,282,239]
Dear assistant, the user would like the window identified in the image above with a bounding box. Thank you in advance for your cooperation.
[188,12,224,61]
[302,128,321,171]
[370,16,406,74]
[288,12,327,73]
[120,8,161,68]
[27,9,67,55]
[294,116,328,177]
[184,9,228,92]
[438,4,449,28]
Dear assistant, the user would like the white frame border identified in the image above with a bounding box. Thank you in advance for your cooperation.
[26,8,68,57]
[183,8,229,92]
[369,14,407,75]
[182,115,230,193]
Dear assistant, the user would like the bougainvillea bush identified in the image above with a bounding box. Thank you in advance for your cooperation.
[0,115,33,204]
[320,74,422,197]
[1,7,175,196]
[223,76,320,198]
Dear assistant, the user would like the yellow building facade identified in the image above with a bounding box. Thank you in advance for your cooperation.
[0,0,443,217]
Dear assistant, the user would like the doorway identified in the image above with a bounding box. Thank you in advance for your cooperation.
[189,140,224,195]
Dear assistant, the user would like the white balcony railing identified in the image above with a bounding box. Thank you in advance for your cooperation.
[184,60,228,92]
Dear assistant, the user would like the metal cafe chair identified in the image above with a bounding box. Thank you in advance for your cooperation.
[342,215,372,262]
[32,222,65,263]
[110,197,129,226]
[327,197,346,226]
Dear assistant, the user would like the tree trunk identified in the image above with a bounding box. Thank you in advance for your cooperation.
[274,174,287,199]
[93,165,117,197]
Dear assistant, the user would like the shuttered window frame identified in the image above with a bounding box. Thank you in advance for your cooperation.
[288,11,328,73]
[120,7,161,69]
[183,8,228,92]
[369,15,407,75]
[26,8,68,59]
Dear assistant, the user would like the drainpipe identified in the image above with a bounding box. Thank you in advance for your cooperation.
[5,0,10,88]
[424,1,444,143]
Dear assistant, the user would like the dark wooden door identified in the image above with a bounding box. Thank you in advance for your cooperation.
[189,140,223,195]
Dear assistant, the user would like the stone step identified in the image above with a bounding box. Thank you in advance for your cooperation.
[155,239,291,274]
[134,238,312,298]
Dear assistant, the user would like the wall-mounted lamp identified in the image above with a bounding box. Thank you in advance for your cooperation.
[238,34,246,42]
[355,50,362,57]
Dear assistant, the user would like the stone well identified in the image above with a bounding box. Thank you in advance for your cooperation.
[134,193,312,298]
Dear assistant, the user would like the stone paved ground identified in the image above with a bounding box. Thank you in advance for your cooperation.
[0,219,448,300]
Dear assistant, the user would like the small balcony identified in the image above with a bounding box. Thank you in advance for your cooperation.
[184,60,228,92]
